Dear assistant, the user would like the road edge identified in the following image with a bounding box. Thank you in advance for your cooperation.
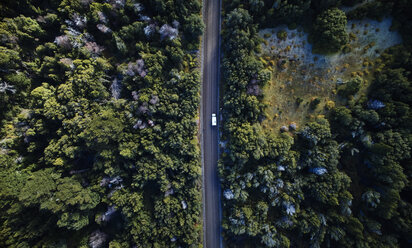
[217,0,223,247]
[200,0,207,247]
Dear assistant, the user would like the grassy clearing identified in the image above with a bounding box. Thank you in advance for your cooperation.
[258,18,401,132]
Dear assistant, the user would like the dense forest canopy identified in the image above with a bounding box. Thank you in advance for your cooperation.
[1,0,412,247]
[0,0,203,247]
[220,0,412,247]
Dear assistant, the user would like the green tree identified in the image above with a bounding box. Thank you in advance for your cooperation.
[311,8,348,54]
[272,0,311,24]
[183,13,204,43]
[338,76,362,98]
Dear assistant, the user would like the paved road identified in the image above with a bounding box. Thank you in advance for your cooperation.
[201,0,222,247]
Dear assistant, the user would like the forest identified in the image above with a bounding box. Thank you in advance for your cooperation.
[220,0,412,247]
[1,0,412,247]
[0,0,203,247]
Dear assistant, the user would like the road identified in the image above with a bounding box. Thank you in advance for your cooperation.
[201,0,222,247]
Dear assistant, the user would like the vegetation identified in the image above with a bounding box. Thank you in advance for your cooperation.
[0,0,203,247]
[221,0,412,247]
[338,76,362,98]
[1,0,412,247]
[311,7,348,54]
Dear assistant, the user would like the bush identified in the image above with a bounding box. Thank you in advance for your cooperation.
[325,100,336,110]
[310,97,321,109]
[277,30,288,40]
[338,76,362,98]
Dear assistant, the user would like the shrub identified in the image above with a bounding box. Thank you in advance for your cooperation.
[338,76,362,98]
[325,100,335,110]
[310,98,321,109]
[277,30,287,40]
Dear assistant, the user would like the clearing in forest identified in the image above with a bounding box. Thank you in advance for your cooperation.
[259,18,401,132]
